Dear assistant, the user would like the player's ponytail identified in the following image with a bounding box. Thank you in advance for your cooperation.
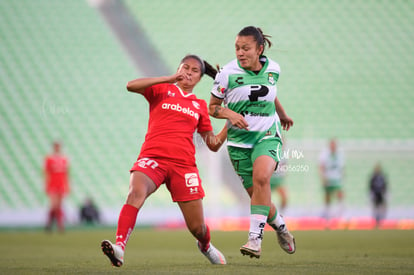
[256,27,273,54]
[203,60,220,79]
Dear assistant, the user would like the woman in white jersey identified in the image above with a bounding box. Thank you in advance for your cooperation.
[319,138,345,219]
[209,26,295,258]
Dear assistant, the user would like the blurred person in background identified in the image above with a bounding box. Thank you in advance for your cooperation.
[101,55,227,267]
[80,197,100,225]
[369,163,388,227]
[209,26,296,259]
[44,141,69,233]
[319,138,345,219]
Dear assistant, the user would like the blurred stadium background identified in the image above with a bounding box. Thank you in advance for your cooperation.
[0,0,413,228]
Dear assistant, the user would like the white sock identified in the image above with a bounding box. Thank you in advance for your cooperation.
[249,214,267,240]
[268,211,286,231]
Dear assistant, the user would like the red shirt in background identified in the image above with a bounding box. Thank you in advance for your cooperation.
[44,154,69,195]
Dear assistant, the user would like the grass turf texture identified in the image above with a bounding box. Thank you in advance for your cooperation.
[0,228,413,274]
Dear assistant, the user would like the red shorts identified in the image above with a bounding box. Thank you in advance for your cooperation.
[46,182,69,196]
[130,157,205,202]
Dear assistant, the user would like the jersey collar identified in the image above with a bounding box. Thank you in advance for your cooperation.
[174,83,195,98]
[237,55,269,76]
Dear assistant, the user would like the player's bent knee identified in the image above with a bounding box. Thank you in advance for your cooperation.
[253,175,271,188]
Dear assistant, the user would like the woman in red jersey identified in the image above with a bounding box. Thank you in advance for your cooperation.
[44,141,69,232]
[101,55,227,267]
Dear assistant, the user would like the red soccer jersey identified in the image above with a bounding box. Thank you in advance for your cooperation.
[138,83,213,166]
[44,154,69,195]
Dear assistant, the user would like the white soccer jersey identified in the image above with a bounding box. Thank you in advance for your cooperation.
[211,56,282,148]
[319,149,345,181]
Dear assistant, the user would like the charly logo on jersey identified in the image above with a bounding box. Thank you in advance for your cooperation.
[235,76,244,85]
[192,101,200,109]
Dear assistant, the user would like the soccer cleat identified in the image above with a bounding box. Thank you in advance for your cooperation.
[101,240,124,267]
[276,225,296,254]
[197,241,226,264]
[240,237,261,258]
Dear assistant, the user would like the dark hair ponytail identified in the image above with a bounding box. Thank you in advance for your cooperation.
[238,26,273,55]
[203,60,219,79]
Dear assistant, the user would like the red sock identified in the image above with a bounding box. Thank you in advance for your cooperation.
[56,208,64,231]
[47,209,55,227]
[197,225,211,252]
[116,204,139,250]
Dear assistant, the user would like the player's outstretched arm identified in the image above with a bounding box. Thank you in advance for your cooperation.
[126,65,189,94]
[126,76,171,94]
[199,125,227,152]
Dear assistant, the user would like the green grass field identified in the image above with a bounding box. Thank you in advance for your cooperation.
[1,228,413,274]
